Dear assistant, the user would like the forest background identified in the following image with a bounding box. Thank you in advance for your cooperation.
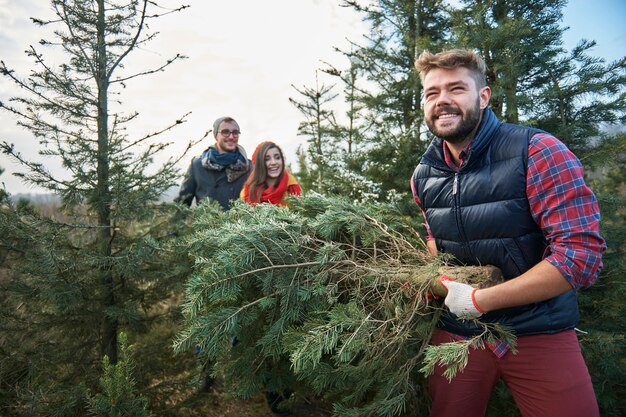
[0,1,624,417]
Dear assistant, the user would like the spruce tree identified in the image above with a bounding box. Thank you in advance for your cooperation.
[289,71,339,192]
[174,195,511,417]
[292,61,384,201]
[449,0,626,155]
[450,0,567,123]
[525,42,626,154]
[319,58,380,201]
[575,132,626,417]
[333,0,449,198]
[290,0,450,200]
[88,333,152,417]
[0,0,195,413]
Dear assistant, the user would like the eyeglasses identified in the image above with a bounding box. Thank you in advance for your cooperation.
[219,129,241,137]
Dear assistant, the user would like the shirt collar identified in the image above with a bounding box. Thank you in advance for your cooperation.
[442,142,471,171]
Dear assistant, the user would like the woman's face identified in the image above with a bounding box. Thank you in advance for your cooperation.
[265,147,283,180]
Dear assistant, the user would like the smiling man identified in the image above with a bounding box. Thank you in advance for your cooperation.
[411,49,605,417]
[176,116,251,210]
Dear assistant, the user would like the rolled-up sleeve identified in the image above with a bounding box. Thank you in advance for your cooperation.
[526,133,606,289]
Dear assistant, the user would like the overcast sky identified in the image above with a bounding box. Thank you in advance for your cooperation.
[1,0,624,195]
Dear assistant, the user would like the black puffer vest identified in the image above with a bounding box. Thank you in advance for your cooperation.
[412,109,579,336]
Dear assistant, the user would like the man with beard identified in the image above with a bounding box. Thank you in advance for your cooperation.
[176,116,251,209]
[411,49,605,417]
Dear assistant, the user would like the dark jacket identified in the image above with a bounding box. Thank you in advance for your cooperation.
[412,108,579,336]
[176,156,251,210]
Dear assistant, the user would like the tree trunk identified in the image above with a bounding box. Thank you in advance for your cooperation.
[96,0,117,364]
[430,264,504,297]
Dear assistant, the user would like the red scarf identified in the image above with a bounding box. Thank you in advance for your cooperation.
[243,170,291,205]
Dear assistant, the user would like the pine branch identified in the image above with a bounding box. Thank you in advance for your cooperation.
[175,195,511,416]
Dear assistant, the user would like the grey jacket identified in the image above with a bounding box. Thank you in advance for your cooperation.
[176,156,251,210]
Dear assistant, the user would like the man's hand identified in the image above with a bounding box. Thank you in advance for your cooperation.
[438,276,486,319]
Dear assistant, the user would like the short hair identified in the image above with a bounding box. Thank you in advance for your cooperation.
[415,49,487,89]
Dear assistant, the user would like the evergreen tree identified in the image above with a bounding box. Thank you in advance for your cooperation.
[321,57,377,200]
[294,145,315,193]
[292,63,384,201]
[88,332,152,417]
[450,0,626,154]
[0,0,194,414]
[174,195,511,417]
[289,71,339,192]
[450,0,567,123]
[525,43,626,154]
[325,58,365,157]
[290,0,450,199]
[333,0,449,197]
[575,132,626,417]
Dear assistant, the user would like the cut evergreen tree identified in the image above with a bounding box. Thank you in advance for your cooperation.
[174,194,512,417]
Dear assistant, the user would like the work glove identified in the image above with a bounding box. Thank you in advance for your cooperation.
[438,276,485,319]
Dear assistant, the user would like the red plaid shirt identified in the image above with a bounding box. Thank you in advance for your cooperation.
[413,132,606,356]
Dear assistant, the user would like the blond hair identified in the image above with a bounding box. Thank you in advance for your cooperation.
[415,49,487,88]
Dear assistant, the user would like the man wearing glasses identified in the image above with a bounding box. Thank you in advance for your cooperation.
[176,116,251,209]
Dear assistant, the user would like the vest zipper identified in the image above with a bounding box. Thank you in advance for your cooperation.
[453,172,472,258]
[452,173,462,236]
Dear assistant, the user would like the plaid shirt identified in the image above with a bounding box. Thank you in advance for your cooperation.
[414,132,606,357]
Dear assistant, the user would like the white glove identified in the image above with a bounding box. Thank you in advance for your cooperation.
[439,276,485,319]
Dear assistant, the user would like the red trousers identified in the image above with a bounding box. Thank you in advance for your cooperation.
[428,329,599,417]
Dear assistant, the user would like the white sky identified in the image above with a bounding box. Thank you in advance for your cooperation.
[1,0,624,195]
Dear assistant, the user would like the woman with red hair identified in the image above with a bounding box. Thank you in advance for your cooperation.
[241,141,301,206]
